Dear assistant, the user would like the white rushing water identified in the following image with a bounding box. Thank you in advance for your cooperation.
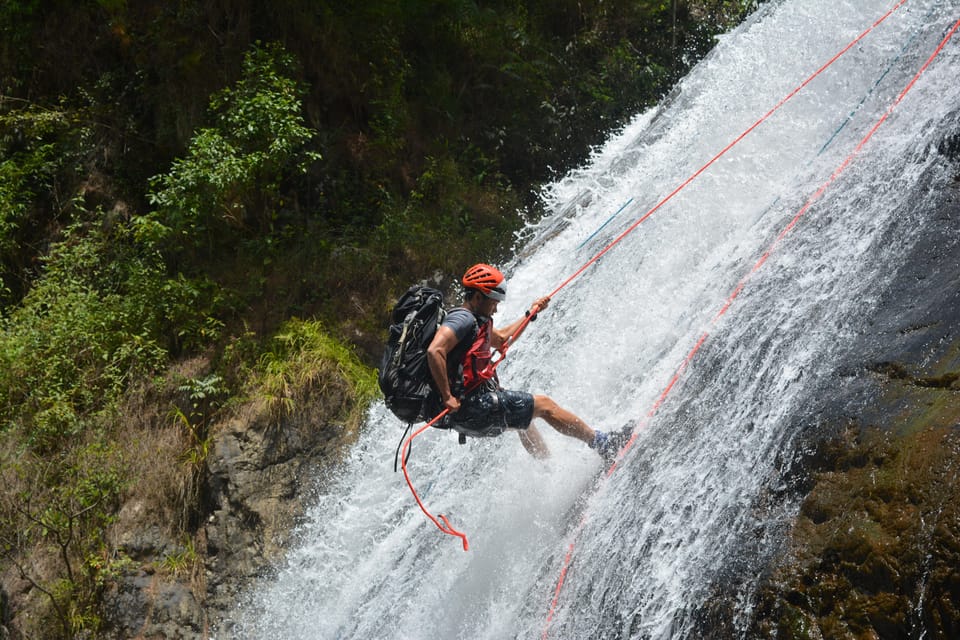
[225,1,960,638]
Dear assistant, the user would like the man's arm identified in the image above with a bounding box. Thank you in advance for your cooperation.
[427,325,462,412]
[491,296,551,351]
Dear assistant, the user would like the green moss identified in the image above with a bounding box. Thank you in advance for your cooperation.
[753,418,960,639]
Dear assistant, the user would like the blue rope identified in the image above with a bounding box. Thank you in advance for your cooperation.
[576,197,634,250]
[818,2,935,155]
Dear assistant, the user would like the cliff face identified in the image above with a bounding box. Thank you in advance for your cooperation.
[94,393,361,639]
[745,173,960,638]
[753,426,960,638]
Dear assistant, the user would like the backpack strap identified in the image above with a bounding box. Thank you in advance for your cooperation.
[394,421,414,472]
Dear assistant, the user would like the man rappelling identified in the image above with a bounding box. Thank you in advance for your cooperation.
[425,263,632,461]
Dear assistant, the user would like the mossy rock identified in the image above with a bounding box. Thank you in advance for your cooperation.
[752,421,960,640]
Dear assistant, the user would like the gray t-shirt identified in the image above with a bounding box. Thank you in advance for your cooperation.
[442,307,482,342]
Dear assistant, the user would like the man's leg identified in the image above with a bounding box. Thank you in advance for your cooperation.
[531,395,596,445]
[518,426,550,459]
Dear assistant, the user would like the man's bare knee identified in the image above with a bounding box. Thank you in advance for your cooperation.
[532,394,560,420]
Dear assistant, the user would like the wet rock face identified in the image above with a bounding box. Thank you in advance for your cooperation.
[751,426,960,639]
[741,180,960,638]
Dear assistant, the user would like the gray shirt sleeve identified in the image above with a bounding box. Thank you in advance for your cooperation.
[441,308,478,343]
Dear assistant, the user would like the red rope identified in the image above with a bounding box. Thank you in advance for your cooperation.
[399,408,471,551]
[542,9,960,638]
[544,0,909,302]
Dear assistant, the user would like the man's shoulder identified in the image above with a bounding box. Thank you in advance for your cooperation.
[442,307,479,338]
[443,307,478,326]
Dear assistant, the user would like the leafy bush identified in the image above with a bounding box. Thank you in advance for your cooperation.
[0,438,127,639]
[0,105,85,303]
[0,219,218,449]
[142,42,320,251]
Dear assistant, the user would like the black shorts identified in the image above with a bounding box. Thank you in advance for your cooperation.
[447,389,535,437]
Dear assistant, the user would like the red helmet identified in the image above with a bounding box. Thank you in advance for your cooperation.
[462,263,507,301]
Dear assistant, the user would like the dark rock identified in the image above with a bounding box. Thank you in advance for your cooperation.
[97,390,359,639]
[743,322,960,639]
[201,399,353,618]
[101,571,205,639]
[1,586,10,640]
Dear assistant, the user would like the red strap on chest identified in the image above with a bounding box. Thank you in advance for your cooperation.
[462,321,496,390]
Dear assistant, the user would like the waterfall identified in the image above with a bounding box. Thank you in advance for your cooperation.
[224,1,960,638]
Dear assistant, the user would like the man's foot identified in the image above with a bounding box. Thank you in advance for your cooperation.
[590,420,636,463]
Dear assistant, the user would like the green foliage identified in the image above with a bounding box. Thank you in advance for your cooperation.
[0,224,156,440]
[0,107,59,242]
[0,439,126,639]
[172,373,225,469]
[374,153,518,276]
[0,104,86,303]
[160,537,199,577]
[0,1,43,93]
[257,318,378,429]
[143,42,320,249]
[0,219,220,451]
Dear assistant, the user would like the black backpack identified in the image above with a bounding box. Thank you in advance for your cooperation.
[379,285,446,422]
